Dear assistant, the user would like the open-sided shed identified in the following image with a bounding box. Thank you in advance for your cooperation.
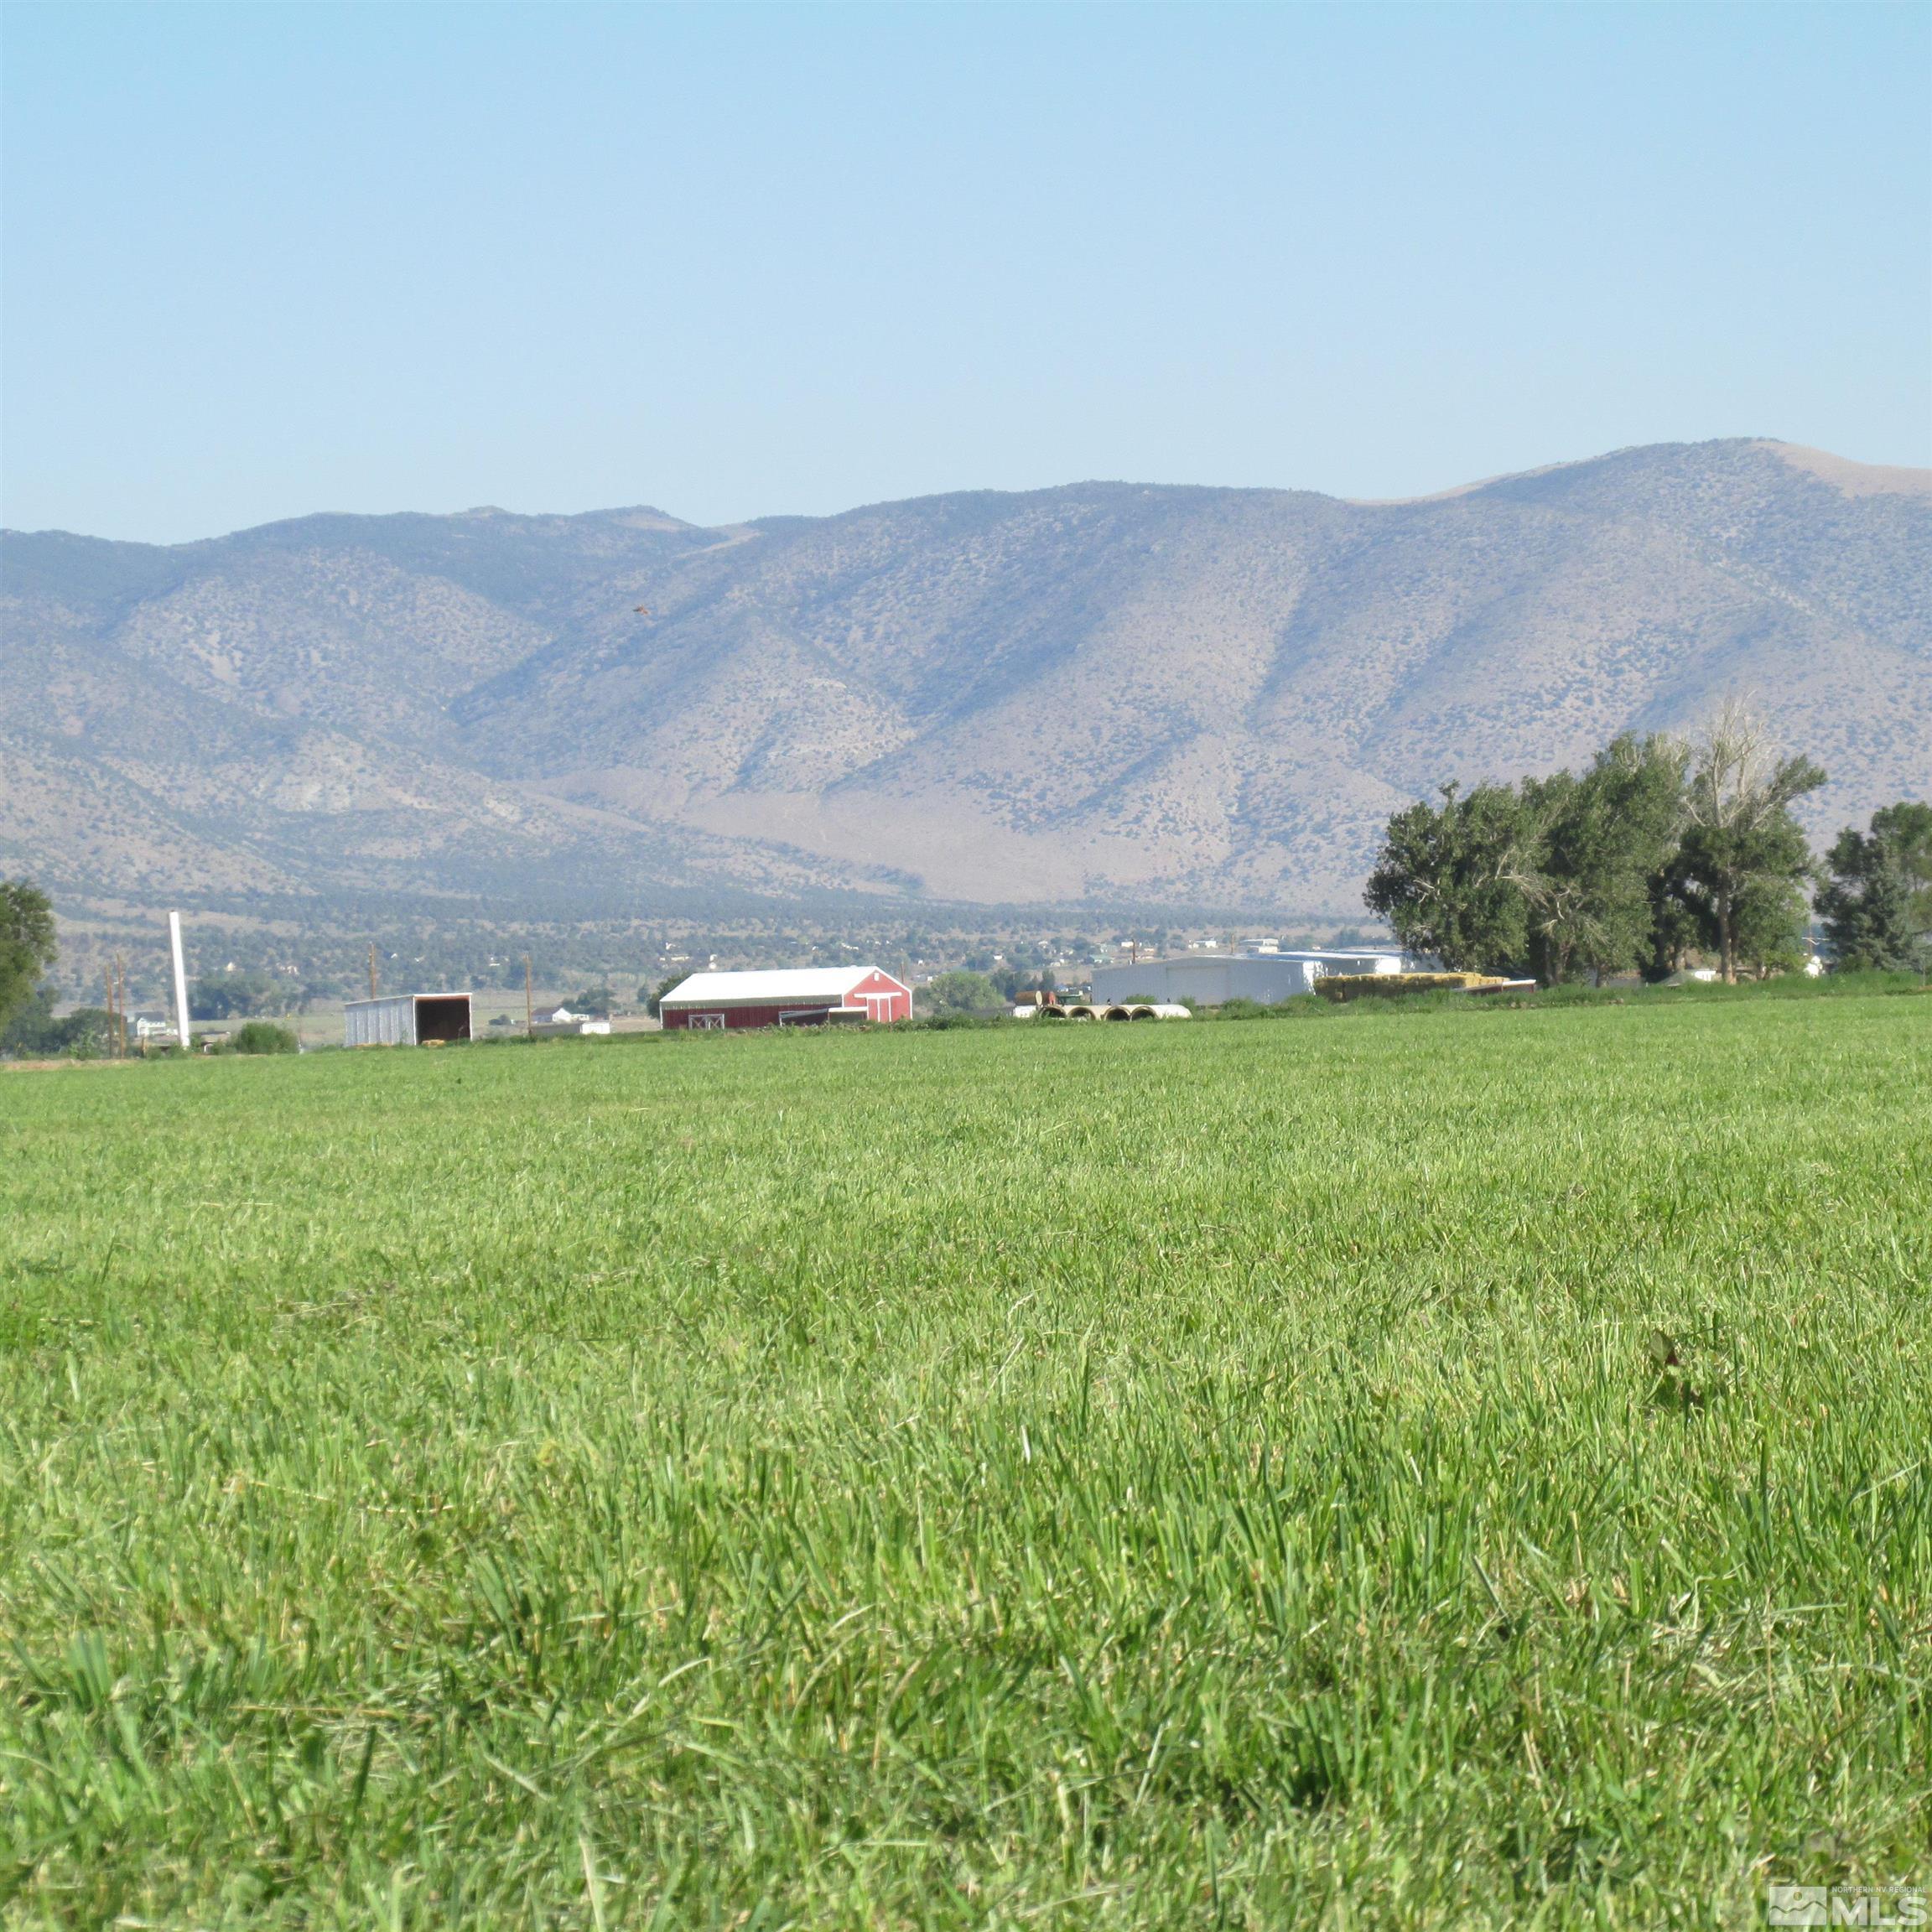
[344,993,473,1046]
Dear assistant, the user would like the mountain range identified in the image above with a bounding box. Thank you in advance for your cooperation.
[3,438,1927,917]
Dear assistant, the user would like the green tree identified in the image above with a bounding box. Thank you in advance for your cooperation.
[1675,704,1826,983]
[1815,802,1932,972]
[1364,782,1532,974]
[0,878,58,1032]
[1,991,110,1058]
[1,984,58,1054]
[1644,850,1706,981]
[1728,874,1811,979]
[918,971,999,1015]
[1515,735,1689,984]
[190,968,303,1020]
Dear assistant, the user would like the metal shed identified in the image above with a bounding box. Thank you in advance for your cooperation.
[343,993,473,1046]
[1089,948,1408,1007]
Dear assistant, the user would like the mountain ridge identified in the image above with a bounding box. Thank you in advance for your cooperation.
[4,438,1927,916]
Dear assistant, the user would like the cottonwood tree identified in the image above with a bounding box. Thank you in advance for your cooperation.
[1363,782,1533,973]
[1674,703,1825,983]
[0,878,57,1032]
[1816,802,1932,972]
[1515,735,1688,984]
[189,967,304,1020]
[643,974,686,1016]
[1644,854,1706,980]
[1728,873,1814,979]
[919,970,1000,1015]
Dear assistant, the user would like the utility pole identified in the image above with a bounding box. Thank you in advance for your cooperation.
[524,956,534,1039]
[368,943,378,1000]
[117,955,128,1057]
[104,964,116,1057]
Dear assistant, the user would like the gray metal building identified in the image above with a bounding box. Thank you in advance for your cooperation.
[343,993,473,1046]
[1089,949,1406,1007]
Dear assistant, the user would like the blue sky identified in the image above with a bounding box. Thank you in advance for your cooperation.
[3,3,1927,543]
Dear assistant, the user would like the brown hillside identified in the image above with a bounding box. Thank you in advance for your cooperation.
[4,439,1925,914]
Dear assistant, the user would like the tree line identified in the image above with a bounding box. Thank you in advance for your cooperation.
[1364,703,1931,984]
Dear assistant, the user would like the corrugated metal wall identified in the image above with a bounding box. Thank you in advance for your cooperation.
[1090,953,1404,1005]
[344,996,418,1046]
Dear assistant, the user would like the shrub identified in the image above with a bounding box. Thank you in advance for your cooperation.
[230,1021,299,1055]
[1260,995,1327,1019]
[1315,973,1496,1002]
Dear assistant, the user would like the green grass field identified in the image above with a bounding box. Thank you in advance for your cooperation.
[3,991,1929,1929]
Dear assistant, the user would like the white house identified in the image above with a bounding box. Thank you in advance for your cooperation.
[539,1004,611,1036]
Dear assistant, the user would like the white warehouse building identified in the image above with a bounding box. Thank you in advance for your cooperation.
[1088,948,1409,1007]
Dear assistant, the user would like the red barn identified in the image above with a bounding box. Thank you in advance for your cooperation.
[658,965,912,1031]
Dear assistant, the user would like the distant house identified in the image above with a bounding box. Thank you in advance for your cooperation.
[1089,948,1408,1007]
[536,1004,611,1036]
[659,966,912,1031]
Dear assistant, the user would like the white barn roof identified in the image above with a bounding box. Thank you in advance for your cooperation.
[659,966,891,1007]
